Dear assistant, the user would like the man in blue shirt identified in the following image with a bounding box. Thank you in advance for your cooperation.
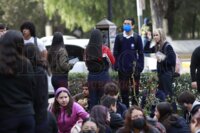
[113,18,144,107]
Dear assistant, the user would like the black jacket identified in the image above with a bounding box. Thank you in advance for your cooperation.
[144,41,176,74]
[165,116,191,133]
[190,46,200,91]
[33,66,48,124]
[0,59,35,119]
[117,101,127,119]
[110,111,124,132]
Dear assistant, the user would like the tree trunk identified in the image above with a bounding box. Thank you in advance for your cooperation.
[150,0,168,31]
[192,12,197,39]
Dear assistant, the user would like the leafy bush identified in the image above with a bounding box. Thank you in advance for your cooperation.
[68,72,196,114]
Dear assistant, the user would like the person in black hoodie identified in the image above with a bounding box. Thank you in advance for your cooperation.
[24,44,49,133]
[155,102,191,133]
[101,95,124,132]
[0,30,35,133]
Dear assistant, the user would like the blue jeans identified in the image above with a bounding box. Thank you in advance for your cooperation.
[88,71,110,110]
[0,115,35,133]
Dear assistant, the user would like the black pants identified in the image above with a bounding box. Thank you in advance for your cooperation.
[51,74,68,91]
[158,71,173,97]
[118,71,140,108]
[0,115,35,133]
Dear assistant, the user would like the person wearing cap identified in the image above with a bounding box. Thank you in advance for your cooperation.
[20,21,48,60]
[50,87,89,133]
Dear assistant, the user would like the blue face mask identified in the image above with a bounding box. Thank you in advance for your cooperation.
[123,25,132,32]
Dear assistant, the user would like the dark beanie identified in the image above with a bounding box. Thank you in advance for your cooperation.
[86,29,102,60]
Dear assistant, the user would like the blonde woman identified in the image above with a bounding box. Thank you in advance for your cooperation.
[144,28,176,100]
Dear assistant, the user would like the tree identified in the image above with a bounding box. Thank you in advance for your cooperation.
[0,0,47,36]
[43,0,138,32]
[150,0,168,30]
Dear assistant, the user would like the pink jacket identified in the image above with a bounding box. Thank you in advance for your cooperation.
[57,102,89,133]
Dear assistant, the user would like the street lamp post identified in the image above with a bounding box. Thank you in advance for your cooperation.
[108,0,112,21]
[136,0,145,34]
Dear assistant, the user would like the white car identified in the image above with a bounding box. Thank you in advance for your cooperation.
[41,36,89,96]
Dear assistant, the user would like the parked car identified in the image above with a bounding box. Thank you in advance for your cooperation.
[41,36,89,97]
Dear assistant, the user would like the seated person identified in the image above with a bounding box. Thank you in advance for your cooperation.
[101,95,124,132]
[190,108,200,133]
[73,82,89,110]
[104,82,127,118]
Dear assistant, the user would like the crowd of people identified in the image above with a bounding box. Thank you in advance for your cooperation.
[0,17,200,133]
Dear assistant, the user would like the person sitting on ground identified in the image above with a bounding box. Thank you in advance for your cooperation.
[50,87,89,133]
[104,81,127,118]
[177,91,196,123]
[80,117,100,133]
[101,95,124,132]
[116,105,159,133]
[90,105,112,133]
[73,82,89,111]
[154,102,190,133]
[190,108,200,133]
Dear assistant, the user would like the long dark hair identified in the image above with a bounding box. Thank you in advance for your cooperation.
[81,117,99,130]
[52,89,74,118]
[48,32,65,65]
[86,29,102,60]
[0,30,25,75]
[24,43,48,70]
[124,106,151,132]
[156,102,178,130]
[90,105,109,133]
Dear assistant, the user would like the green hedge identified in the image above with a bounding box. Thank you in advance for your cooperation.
[68,71,195,96]
[68,72,197,114]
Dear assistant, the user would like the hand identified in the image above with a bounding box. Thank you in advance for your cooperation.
[147,31,152,40]
[156,55,161,62]
[191,82,197,89]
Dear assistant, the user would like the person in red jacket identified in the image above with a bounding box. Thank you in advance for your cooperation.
[102,44,115,67]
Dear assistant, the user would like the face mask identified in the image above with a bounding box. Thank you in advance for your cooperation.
[82,130,96,133]
[131,118,145,130]
[123,25,132,32]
